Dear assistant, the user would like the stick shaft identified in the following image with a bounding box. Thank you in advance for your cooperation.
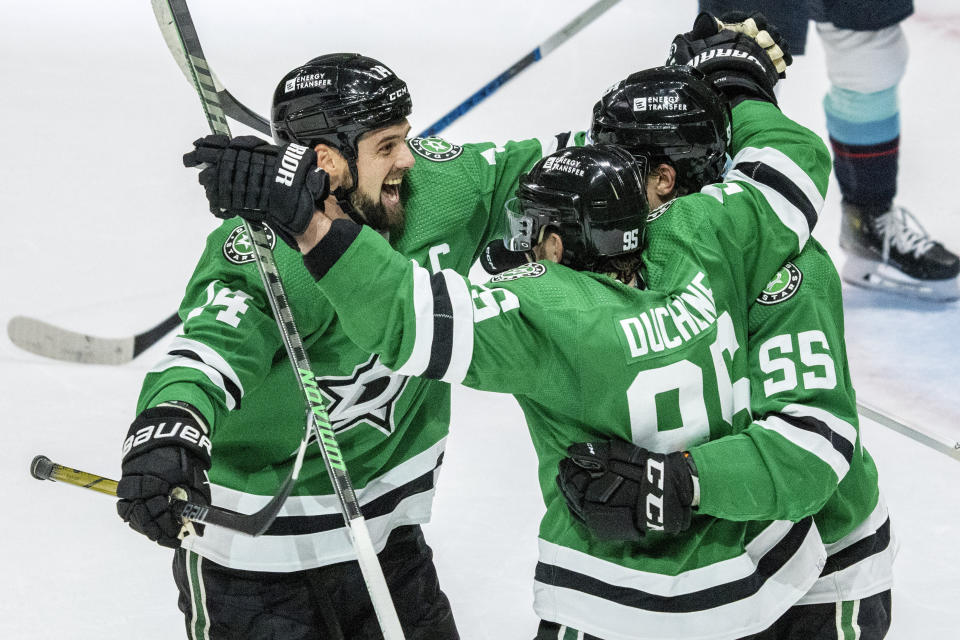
[416,0,621,137]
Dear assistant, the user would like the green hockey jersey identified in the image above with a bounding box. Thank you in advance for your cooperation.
[137,134,560,572]
[311,101,832,640]
[689,239,893,605]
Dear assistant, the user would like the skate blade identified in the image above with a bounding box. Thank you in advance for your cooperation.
[841,254,960,302]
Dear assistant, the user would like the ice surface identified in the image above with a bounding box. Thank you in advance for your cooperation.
[2,1,957,637]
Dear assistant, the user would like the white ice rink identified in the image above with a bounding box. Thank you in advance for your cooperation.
[2,1,958,637]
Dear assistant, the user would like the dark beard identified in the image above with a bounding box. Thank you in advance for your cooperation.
[349,189,406,236]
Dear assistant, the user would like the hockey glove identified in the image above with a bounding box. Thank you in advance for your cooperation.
[183,134,330,249]
[479,240,533,275]
[667,12,788,106]
[117,403,212,549]
[557,440,696,541]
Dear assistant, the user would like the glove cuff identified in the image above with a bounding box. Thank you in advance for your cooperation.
[122,405,212,465]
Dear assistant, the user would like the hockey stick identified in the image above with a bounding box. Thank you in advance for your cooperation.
[8,4,619,365]
[857,400,960,463]
[153,1,405,636]
[152,0,270,135]
[31,452,305,535]
[417,0,622,137]
[6,312,181,365]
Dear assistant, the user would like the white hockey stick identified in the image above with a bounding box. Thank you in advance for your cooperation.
[9,3,621,365]
[7,312,181,365]
[152,1,405,636]
[857,400,960,463]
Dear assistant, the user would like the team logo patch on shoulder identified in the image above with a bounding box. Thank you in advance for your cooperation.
[489,263,546,282]
[646,201,673,222]
[757,262,802,305]
[223,224,277,265]
[409,137,463,162]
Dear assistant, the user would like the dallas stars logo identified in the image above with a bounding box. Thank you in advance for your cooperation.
[409,137,463,162]
[757,262,802,305]
[311,355,410,437]
[490,262,546,282]
[223,224,277,265]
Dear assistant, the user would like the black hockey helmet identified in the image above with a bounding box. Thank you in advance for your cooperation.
[271,53,412,192]
[505,145,649,272]
[591,65,731,195]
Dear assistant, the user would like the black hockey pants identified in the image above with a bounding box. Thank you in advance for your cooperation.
[173,524,459,639]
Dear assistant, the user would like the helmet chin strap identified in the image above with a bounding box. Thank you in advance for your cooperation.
[333,147,369,227]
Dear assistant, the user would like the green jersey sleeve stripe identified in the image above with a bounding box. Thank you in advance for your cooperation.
[150,337,244,410]
[756,414,852,481]
[394,260,435,377]
[438,269,475,384]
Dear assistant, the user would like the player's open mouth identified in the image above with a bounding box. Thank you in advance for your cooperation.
[381,177,402,208]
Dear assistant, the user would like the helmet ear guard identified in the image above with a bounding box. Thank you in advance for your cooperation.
[591,65,731,195]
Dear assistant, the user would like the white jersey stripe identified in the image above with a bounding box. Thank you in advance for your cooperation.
[782,403,860,451]
[732,145,826,220]
[395,260,434,377]
[182,439,446,572]
[151,340,241,411]
[799,495,896,605]
[725,167,811,250]
[757,415,852,480]
[535,521,826,640]
[438,269,475,384]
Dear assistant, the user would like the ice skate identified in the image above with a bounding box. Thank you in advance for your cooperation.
[840,202,960,301]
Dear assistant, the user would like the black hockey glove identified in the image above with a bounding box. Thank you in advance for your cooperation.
[479,240,533,275]
[183,134,330,249]
[557,440,696,541]
[117,404,212,549]
[667,11,789,106]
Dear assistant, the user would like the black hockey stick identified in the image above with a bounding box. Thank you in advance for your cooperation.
[7,312,181,365]
[31,453,304,536]
[153,1,404,636]
[417,0,622,137]
[8,3,620,366]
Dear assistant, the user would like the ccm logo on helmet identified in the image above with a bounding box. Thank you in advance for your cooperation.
[122,420,213,457]
[389,87,408,102]
[275,143,309,186]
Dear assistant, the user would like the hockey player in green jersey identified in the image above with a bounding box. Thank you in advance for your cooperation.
[561,30,893,638]
[116,53,569,639]
[217,28,834,638]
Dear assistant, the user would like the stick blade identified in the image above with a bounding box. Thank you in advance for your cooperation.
[7,315,134,365]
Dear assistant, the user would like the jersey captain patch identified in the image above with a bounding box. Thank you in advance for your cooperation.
[409,137,463,162]
[757,262,802,305]
[314,355,409,437]
[223,224,277,265]
[489,262,547,282]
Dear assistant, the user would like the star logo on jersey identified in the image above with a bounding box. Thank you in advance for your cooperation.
[489,262,546,282]
[222,224,277,265]
[757,262,802,305]
[409,137,463,162]
[313,355,410,437]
